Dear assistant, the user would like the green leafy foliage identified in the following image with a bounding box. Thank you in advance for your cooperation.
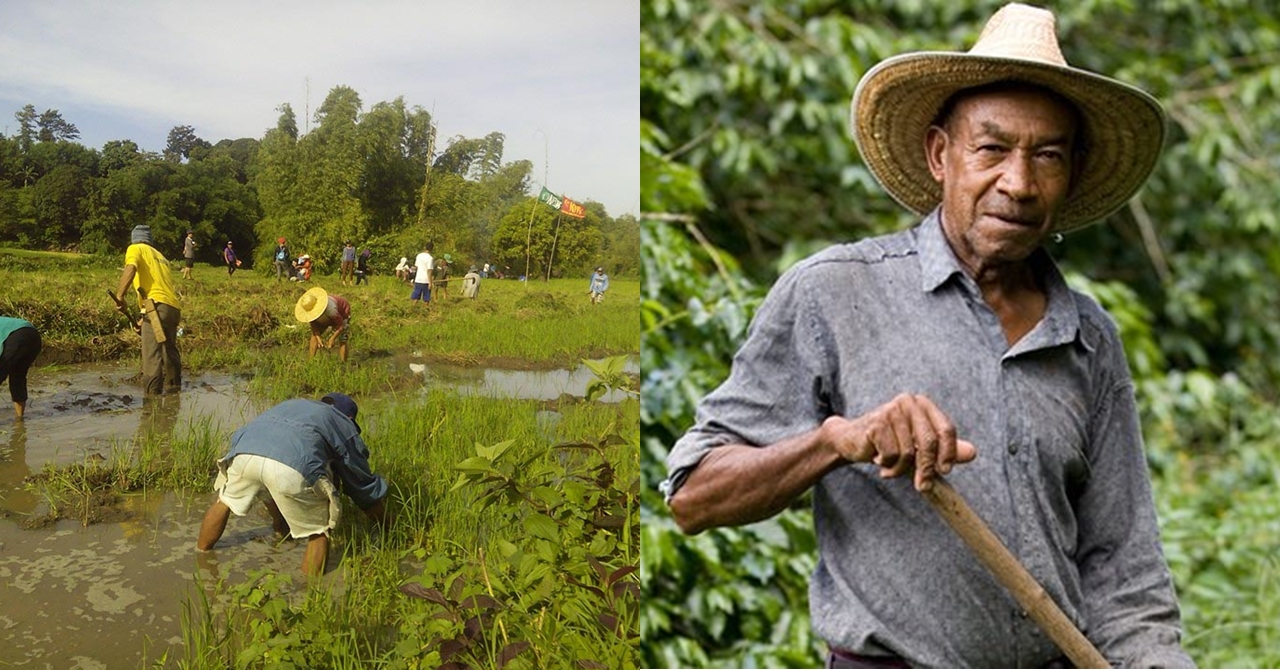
[642,1,1280,667]
[0,88,635,278]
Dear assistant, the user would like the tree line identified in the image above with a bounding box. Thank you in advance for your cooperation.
[0,87,638,279]
[641,1,1280,666]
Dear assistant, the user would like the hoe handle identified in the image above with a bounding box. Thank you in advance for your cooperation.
[922,478,1111,669]
[106,289,141,334]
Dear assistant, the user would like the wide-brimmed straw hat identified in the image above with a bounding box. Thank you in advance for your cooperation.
[294,286,329,323]
[851,2,1166,232]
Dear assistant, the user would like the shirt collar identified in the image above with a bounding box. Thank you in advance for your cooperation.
[917,209,964,293]
[916,208,1086,354]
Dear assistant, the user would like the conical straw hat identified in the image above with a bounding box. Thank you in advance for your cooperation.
[295,286,329,323]
[851,2,1166,232]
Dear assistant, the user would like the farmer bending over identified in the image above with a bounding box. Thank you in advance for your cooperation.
[0,316,41,420]
[664,4,1192,667]
[295,287,351,362]
[196,393,388,576]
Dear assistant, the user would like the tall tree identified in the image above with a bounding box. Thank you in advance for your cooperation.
[100,140,142,174]
[36,109,80,143]
[13,105,37,153]
[164,125,210,162]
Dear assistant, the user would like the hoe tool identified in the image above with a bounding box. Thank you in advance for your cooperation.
[922,478,1111,669]
[108,288,166,342]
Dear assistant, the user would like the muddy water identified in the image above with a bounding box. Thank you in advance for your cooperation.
[0,492,308,668]
[0,363,266,667]
[0,357,631,667]
[408,356,640,402]
[1,362,259,517]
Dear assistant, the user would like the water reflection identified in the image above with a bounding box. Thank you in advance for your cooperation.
[0,424,36,515]
[410,358,639,402]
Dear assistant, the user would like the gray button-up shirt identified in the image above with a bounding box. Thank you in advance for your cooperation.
[665,211,1192,668]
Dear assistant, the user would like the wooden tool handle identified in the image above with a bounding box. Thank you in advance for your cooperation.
[922,478,1111,669]
[141,297,167,343]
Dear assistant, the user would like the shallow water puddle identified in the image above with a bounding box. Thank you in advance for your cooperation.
[0,356,631,666]
[1,362,258,516]
[0,365,294,667]
[409,356,640,402]
[0,491,315,667]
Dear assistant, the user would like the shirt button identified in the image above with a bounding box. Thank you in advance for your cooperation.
[1008,443,1019,455]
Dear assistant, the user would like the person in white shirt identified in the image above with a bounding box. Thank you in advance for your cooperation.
[410,243,434,305]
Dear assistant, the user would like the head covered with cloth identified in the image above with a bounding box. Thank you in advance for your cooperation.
[662,4,1192,668]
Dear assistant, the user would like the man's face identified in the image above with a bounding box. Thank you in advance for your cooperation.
[925,87,1077,273]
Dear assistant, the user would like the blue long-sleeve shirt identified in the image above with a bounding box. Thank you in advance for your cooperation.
[590,272,609,293]
[221,399,387,509]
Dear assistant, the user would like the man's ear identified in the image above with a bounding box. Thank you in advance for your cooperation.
[924,126,949,184]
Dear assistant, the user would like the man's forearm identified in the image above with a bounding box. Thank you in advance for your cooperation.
[669,427,843,535]
[115,265,137,302]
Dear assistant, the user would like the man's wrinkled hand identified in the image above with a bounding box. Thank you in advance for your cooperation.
[821,393,977,491]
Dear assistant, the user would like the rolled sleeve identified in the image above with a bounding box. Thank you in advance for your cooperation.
[663,266,833,498]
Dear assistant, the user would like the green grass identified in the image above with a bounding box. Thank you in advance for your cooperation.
[0,261,637,371]
[5,254,639,668]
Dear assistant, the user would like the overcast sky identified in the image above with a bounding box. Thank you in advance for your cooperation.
[0,1,638,217]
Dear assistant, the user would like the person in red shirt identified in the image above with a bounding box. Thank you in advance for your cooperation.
[294,287,352,362]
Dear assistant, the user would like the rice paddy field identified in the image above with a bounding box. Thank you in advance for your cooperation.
[0,249,639,668]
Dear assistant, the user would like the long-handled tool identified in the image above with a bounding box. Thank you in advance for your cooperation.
[107,289,141,334]
[108,288,166,342]
[922,478,1111,669]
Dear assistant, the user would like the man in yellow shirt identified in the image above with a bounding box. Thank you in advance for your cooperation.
[113,225,183,394]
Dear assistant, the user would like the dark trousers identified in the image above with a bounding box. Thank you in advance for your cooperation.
[141,303,182,395]
[0,326,41,403]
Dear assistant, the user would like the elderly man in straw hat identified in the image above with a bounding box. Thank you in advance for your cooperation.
[114,224,183,394]
[296,286,352,362]
[664,3,1193,668]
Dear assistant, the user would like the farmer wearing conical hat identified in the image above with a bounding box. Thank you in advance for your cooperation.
[664,4,1192,667]
[296,286,351,362]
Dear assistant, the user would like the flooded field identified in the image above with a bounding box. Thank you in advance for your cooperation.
[0,357,632,668]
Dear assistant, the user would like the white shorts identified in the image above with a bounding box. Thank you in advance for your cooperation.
[213,454,341,539]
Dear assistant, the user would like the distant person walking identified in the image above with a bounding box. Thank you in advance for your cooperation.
[196,393,389,576]
[273,237,291,281]
[224,241,240,277]
[340,241,357,286]
[181,230,198,280]
[0,316,41,421]
[410,243,434,306]
[589,267,609,304]
[435,254,452,301]
[462,265,481,299]
[295,287,352,362]
[355,249,371,286]
[114,225,182,395]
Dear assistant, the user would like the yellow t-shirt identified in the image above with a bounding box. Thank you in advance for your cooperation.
[123,243,181,311]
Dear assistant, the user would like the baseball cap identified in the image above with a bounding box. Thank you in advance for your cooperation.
[321,392,361,434]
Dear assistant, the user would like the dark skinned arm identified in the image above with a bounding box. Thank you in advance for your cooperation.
[670,393,977,535]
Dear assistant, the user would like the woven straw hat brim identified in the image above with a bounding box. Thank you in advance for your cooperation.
[852,52,1166,232]
[295,286,329,323]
